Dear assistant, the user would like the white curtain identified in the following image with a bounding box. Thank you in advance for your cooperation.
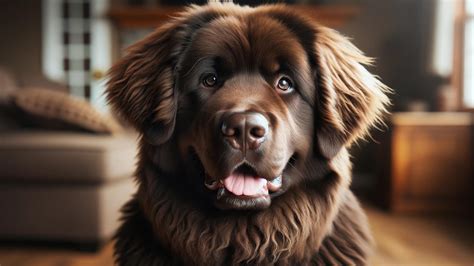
[430,0,455,78]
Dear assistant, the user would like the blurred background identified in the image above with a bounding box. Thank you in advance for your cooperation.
[0,0,472,265]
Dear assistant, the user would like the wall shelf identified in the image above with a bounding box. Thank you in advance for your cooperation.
[108,5,359,29]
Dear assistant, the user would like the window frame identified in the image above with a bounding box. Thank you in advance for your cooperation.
[454,0,474,110]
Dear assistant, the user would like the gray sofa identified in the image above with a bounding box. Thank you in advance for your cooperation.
[0,131,137,248]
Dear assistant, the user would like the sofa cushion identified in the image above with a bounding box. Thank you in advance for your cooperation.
[13,88,122,134]
[0,131,137,183]
[0,177,135,242]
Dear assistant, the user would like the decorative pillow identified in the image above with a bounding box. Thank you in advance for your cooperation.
[13,88,122,134]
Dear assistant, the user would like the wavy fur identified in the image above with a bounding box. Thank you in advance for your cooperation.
[107,3,388,265]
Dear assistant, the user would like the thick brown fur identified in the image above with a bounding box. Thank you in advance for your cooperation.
[107,3,389,265]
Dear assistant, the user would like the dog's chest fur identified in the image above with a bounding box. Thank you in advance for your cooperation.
[114,150,372,265]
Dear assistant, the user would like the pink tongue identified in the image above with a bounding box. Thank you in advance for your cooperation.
[223,174,268,196]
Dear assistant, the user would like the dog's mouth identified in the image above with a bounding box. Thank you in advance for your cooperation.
[204,163,284,210]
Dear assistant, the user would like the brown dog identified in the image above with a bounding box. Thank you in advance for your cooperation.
[107,3,389,265]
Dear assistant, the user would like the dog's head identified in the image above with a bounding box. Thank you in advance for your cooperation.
[107,4,389,211]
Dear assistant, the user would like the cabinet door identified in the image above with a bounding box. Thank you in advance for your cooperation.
[392,125,473,212]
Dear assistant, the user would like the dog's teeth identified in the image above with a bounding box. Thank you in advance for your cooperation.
[205,180,218,190]
[217,187,226,199]
[270,175,281,186]
[267,175,282,192]
[270,175,282,185]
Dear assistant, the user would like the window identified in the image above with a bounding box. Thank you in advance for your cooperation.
[463,0,474,108]
[42,0,112,111]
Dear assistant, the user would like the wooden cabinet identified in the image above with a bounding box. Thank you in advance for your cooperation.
[378,112,474,213]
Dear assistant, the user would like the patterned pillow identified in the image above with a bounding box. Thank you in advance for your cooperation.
[13,88,121,134]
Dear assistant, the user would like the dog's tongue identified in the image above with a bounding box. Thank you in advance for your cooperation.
[223,174,268,196]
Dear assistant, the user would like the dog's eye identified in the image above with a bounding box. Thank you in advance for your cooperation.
[276,76,294,93]
[202,74,218,87]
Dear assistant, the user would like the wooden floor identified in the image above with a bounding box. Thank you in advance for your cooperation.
[366,205,473,265]
[0,205,472,266]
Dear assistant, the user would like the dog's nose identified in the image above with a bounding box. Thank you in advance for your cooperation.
[221,112,269,151]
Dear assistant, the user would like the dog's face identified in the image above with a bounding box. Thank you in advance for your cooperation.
[107,4,389,211]
[174,12,316,210]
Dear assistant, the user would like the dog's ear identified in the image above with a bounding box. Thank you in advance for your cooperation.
[106,21,181,145]
[313,26,390,159]
[261,7,390,159]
